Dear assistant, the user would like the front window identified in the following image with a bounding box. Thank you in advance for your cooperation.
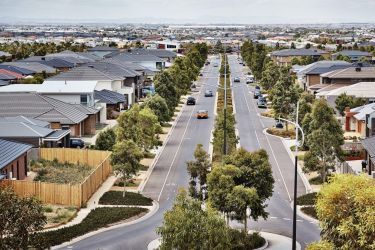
[80,94,88,105]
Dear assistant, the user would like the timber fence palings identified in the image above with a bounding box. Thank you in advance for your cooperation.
[0,148,111,207]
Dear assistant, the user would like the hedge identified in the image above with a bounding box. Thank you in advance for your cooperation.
[33,207,147,247]
[296,192,317,206]
[301,206,318,219]
[99,191,153,206]
[229,229,266,249]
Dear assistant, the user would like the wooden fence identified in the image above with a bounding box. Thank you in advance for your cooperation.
[1,148,111,207]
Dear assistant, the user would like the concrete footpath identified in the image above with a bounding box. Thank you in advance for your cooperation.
[147,232,301,250]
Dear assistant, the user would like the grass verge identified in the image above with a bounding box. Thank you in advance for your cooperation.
[296,192,317,206]
[266,128,296,139]
[34,207,147,247]
[99,191,153,206]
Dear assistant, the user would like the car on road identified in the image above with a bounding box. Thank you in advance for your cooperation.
[255,85,261,90]
[204,90,213,97]
[233,77,240,82]
[275,121,284,129]
[213,63,219,67]
[205,61,210,65]
[257,96,267,108]
[246,75,254,84]
[187,96,196,105]
[253,89,261,99]
[197,110,208,119]
[70,138,85,148]
[199,72,203,76]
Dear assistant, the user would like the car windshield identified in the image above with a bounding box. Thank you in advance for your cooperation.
[198,110,207,113]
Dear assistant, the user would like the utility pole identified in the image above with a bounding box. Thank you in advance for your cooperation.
[223,45,227,156]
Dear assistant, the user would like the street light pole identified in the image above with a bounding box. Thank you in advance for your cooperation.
[292,101,299,250]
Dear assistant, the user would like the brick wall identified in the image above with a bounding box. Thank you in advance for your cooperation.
[83,114,96,136]
[1,152,28,180]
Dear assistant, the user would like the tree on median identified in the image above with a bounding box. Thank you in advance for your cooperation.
[111,140,144,197]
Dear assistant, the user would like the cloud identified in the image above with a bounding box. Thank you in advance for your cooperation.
[0,0,375,23]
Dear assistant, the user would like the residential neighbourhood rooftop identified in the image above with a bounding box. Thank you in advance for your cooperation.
[316,82,375,98]
[271,48,327,57]
[0,139,32,170]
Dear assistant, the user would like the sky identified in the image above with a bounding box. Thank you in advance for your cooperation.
[1,0,375,24]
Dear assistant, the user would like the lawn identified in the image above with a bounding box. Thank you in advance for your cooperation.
[43,205,78,228]
[30,159,93,184]
[99,191,153,206]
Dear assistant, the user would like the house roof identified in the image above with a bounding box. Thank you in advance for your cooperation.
[332,50,372,57]
[351,103,375,121]
[102,58,155,74]
[39,58,75,69]
[0,115,50,127]
[316,82,375,99]
[362,136,375,157]
[88,46,119,52]
[94,89,125,104]
[0,139,32,169]
[112,53,165,63]
[0,73,16,81]
[43,129,71,141]
[0,80,9,86]
[299,60,351,75]
[83,62,141,78]
[0,64,35,75]
[39,80,97,94]
[321,66,375,79]
[47,66,122,81]
[3,62,56,74]
[0,84,41,92]
[0,69,23,79]
[129,49,177,58]
[0,121,53,138]
[73,104,100,115]
[271,48,327,57]
[0,93,88,124]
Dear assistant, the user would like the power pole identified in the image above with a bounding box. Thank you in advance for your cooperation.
[223,46,227,156]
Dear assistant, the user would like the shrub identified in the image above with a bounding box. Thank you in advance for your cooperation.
[99,191,153,206]
[301,206,318,219]
[228,229,266,249]
[34,207,147,247]
[266,128,296,139]
[296,192,317,206]
[43,206,53,213]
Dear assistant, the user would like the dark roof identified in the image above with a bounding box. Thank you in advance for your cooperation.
[0,73,17,80]
[43,129,71,141]
[111,53,165,62]
[102,58,155,74]
[306,65,352,75]
[0,64,35,75]
[88,46,119,52]
[271,48,327,57]
[2,62,55,74]
[47,66,122,81]
[72,104,100,115]
[0,139,32,169]
[83,62,140,78]
[129,49,177,58]
[39,58,75,69]
[0,93,88,124]
[332,50,372,57]
[95,89,125,104]
[0,121,53,138]
[0,116,50,127]
[362,136,375,157]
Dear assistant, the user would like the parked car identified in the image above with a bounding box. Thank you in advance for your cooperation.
[234,77,240,82]
[255,85,261,90]
[199,72,203,76]
[275,121,284,129]
[70,138,85,148]
[187,96,196,105]
[205,90,213,97]
[253,89,261,99]
[257,97,267,108]
[246,75,255,84]
[213,63,219,67]
[197,110,209,119]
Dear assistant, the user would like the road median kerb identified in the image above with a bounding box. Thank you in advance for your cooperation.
[290,201,319,224]
[53,201,160,250]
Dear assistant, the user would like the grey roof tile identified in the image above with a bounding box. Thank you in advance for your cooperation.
[0,139,32,169]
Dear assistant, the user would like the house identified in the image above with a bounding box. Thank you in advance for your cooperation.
[2,62,56,75]
[94,89,126,120]
[0,116,70,147]
[361,136,375,177]
[344,103,375,139]
[0,69,23,83]
[0,64,35,76]
[270,48,329,66]
[0,139,32,180]
[129,48,178,62]
[332,50,372,62]
[295,60,351,90]
[87,46,120,58]
[320,66,375,86]
[0,93,97,137]
[110,53,166,71]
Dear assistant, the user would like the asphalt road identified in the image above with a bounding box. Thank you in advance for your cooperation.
[228,54,320,249]
[58,55,221,250]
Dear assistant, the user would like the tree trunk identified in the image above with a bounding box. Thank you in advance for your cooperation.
[123,180,126,198]
[285,122,289,131]
[244,215,248,233]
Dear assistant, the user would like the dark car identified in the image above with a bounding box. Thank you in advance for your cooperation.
[233,77,240,82]
[255,85,261,90]
[257,96,267,108]
[275,121,284,129]
[253,89,261,99]
[204,90,213,97]
[187,96,196,105]
[199,72,203,76]
[70,138,85,148]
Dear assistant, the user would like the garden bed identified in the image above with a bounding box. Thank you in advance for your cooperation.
[43,205,78,228]
[300,206,318,219]
[35,207,148,247]
[266,128,296,139]
[30,159,93,184]
[99,191,153,206]
[296,192,317,206]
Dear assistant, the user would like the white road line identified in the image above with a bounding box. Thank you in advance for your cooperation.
[283,218,291,221]
[241,84,261,148]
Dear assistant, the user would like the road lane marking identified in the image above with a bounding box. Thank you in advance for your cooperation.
[283,218,291,221]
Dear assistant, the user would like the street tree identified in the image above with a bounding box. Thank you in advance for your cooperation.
[154,70,180,116]
[307,241,334,250]
[157,189,232,250]
[305,99,344,182]
[270,68,302,130]
[251,44,267,80]
[315,174,375,250]
[111,140,144,197]
[95,128,116,151]
[260,61,280,91]
[143,94,171,124]
[186,144,211,199]
[0,188,46,249]
[335,92,366,116]
[228,185,258,232]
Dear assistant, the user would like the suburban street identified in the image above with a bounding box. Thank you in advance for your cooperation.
[228,54,320,248]
[59,56,221,250]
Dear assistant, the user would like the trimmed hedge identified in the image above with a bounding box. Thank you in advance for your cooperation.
[34,207,147,247]
[99,191,153,206]
[301,206,318,219]
[296,192,317,206]
[229,229,266,249]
